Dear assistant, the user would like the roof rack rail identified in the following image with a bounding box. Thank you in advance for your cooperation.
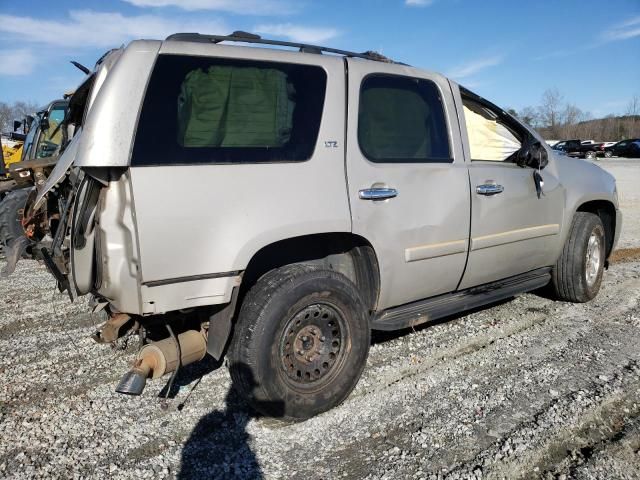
[165,30,396,63]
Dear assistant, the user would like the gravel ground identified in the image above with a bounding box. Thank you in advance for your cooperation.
[1,159,640,480]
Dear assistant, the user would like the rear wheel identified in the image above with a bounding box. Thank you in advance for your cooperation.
[604,150,612,158]
[228,264,370,420]
[585,151,596,160]
[551,212,605,303]
[0,188,30,251]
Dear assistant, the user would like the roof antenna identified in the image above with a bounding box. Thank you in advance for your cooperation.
[70,61,90,75]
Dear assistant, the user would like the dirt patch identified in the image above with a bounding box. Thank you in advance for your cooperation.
[610,247,640,264]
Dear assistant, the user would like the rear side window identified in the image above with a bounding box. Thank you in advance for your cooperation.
[358,75,451,163]
[132,55,327,166]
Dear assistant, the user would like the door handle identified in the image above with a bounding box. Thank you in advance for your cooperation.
[359,187,398,200]
[476,184,504,196]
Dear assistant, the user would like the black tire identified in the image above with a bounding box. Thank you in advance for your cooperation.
[228,264,370,420]
[551,212,606,303]
[585,151,596,160]
[0,188,30,250]
[604,151,612,158]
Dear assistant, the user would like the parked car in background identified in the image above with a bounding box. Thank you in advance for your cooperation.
[552,139,580,154]
[605,139,640,158]
[552,139,603,159]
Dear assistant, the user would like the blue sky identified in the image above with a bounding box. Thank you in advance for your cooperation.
[0,0,638,118]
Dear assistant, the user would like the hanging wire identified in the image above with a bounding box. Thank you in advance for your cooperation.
[50,284,82,352]
[161,324,181,409]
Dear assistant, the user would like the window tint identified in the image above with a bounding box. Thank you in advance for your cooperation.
[462,98,522,162]
[358,75,451,163]
[132,55,327,166]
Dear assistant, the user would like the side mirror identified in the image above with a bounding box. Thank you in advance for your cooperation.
[13,120,22,132]
[39,117,50,131]
[517,139,548,169]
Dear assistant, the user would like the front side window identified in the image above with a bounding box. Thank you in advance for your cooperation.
[358,75,451,163]
[462,98,522,162]
[132,55,327,166]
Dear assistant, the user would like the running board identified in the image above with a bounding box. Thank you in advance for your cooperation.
[371,267,551,331]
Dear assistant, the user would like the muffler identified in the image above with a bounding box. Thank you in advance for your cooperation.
[115,329,206,395]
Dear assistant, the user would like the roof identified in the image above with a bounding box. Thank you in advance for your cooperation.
[165,30,398,64]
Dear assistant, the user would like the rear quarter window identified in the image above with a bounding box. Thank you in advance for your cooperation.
[132,55,327,166]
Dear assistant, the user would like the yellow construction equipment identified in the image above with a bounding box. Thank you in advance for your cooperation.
[2,139,23,177]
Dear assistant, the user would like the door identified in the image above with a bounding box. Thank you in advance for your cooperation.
[346,60,470,310]
[614,140,629,157]
[455,89,565,289]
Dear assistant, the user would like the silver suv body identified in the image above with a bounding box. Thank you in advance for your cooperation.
[31,33,621,419]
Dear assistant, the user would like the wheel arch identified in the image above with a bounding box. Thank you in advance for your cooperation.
[241,232,381,313]
[576,199,616,259]
[207,232,381,361]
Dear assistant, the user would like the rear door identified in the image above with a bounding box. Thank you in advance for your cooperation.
[455,88,565,289]
[346,60,470,310]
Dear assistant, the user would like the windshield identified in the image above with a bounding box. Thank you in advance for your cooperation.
[34,103,67,159]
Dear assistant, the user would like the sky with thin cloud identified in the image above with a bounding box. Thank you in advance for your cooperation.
[0,0,638,116]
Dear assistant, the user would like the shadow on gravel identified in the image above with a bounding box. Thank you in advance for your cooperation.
[158,355,223,400]
[178,364,284,480]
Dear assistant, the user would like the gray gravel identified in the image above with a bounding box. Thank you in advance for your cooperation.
[1,158,640,480]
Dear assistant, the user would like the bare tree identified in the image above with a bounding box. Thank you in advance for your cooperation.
[538,88,564,137]
[0,102,14,133]
[626,95,640,135]
[0,101,39,133]
[560,104,584,138]
[627,95,640,116]
[518,106,539,128]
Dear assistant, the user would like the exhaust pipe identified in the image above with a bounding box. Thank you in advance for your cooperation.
[115,329,206,395]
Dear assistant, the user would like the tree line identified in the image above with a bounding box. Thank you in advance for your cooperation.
[508,89,640,142]
[0,101,40,134]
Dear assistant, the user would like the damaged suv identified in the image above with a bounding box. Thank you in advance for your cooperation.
[23,32,621,420]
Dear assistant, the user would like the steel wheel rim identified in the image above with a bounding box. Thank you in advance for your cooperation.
[279,302,349,390]
[585,231,602,287]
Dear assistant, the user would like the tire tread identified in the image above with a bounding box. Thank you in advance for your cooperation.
[552,212,604,303]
